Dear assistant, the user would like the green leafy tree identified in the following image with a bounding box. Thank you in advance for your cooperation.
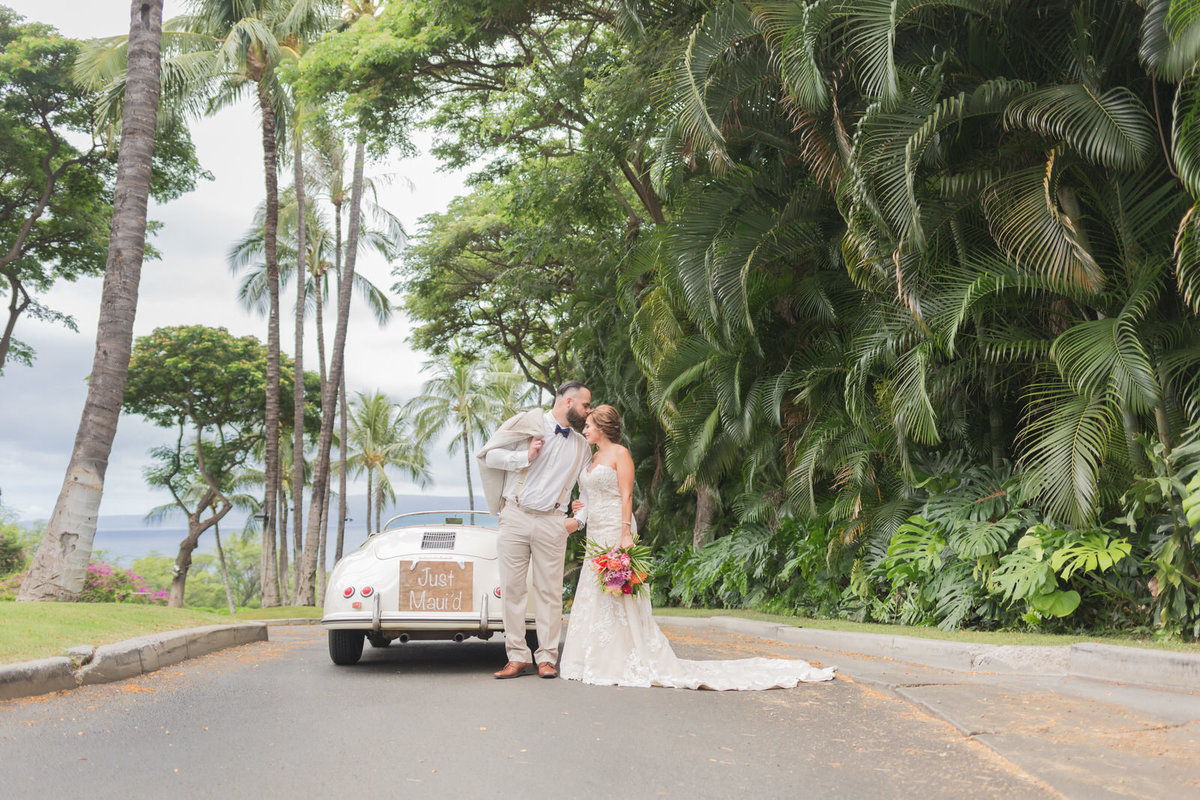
[0,8,110,373]
[121,325,314,606]
[0,6,208,375]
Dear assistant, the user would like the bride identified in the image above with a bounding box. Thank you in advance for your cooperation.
[558,404,836,690]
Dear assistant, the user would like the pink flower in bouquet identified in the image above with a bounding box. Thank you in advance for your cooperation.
[618,552,632,568]
[621,583,633,594]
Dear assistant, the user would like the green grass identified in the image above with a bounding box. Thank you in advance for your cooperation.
[234,605,321,620]
[4,601,1197,666]
[654,607,1200,653]
[0,602,319,665]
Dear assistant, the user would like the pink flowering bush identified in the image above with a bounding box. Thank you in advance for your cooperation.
[0,570,23,600]
[78,560,169,605]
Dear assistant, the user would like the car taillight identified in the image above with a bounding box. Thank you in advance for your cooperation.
[493,586,502,598]
[342,586,354,598]
[360,586,374,598]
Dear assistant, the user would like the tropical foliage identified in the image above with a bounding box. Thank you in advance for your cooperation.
[10,1,1200,639]
[297,0,1200,638]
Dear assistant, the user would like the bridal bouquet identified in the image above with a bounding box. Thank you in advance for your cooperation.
[585,541,653,597]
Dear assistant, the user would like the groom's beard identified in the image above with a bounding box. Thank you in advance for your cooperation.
[566,407,587,430]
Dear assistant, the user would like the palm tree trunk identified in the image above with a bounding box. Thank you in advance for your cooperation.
[333,203,347,563]
[462,424,475,510]
[18,0,163,601]
[214,522,235,615]
[692,484,716,551]
[1154,363,1175,454]
[336,370,348,560]
[277,499,290,605]
[315,277,327,385]
[986,367,1006,470]
[1121,406,1150,474]
[375,483,383,534]
[317,476,329,601]
[365,469,373,536]
[293,126,310,597]
[258,80,282,607]
[297,136,366,604]
[315,262,330,597]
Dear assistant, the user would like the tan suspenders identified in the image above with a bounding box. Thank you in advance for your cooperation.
[513,429,585,510]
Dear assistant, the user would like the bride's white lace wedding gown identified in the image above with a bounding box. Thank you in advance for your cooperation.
[558,464,836,689]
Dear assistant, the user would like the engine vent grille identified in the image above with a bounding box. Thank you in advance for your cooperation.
[421,531,456,550]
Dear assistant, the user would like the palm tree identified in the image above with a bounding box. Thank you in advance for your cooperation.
[228,178,397,594]
[407,353,509,511]
[484,355,540,420]
[176,0,335,606]
[19,0,165,601]
[300,111,405,576]
[295,0,396,605]
[345,392,431,533]
[228,187,397,326]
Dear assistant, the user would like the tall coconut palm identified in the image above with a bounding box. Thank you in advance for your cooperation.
[295,133,365,604]
[484,355,539,420]
[228,187,398,327]
[407,353,508,511]
[19,0,165,601]
[345,392,431,533]
[176,0,335,605]
[229,175,399,600]
[295,0,399,605]
[301,112,405,576]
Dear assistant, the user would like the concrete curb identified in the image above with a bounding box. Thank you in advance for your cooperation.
[655,615,1200,693]
[0,623,267,702]
[6,615,1197,703]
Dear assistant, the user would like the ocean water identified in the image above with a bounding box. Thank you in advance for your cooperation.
[92,523,372,569]
[40,494,476,568]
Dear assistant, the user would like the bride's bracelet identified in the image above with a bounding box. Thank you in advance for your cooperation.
[622,520,632,526]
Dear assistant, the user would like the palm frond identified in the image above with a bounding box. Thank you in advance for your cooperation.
[1005,85,1155,170]
[981,154,1104,293]
[1018,382,1116,526]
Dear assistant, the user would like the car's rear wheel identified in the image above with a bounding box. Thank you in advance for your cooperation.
[525,628,538,654]
[366,632,391,649]
[328,630,365,665]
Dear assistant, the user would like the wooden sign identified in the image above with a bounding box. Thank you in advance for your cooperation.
[398,560,473,612]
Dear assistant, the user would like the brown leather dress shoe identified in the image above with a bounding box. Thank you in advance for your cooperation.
[493,661,534,679]
[537,662,558,679]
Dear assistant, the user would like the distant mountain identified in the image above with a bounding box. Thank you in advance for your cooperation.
[20,493,474,531]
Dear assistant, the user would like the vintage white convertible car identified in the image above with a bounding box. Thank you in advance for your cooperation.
[321,510,537,665]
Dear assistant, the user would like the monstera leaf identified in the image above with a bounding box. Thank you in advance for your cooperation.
[1050,533,1132,581]
[1031,589,1081,617]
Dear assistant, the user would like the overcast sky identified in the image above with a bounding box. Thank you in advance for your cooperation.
[0,0,474,521]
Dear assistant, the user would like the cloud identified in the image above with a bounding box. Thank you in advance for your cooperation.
[3,0,482,521]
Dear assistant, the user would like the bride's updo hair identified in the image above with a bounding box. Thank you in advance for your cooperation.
[589,404,622,444]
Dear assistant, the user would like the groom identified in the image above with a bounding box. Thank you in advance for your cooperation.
[477,381,593,679]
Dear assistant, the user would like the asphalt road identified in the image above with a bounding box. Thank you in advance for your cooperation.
[0,625,1052,799]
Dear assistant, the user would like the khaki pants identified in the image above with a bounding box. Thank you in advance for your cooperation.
[497,501,568,664]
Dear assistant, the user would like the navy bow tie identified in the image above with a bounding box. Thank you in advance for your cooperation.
[554,424,572,438]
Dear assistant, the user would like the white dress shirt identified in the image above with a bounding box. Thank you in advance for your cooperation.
[484,412,591,524]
